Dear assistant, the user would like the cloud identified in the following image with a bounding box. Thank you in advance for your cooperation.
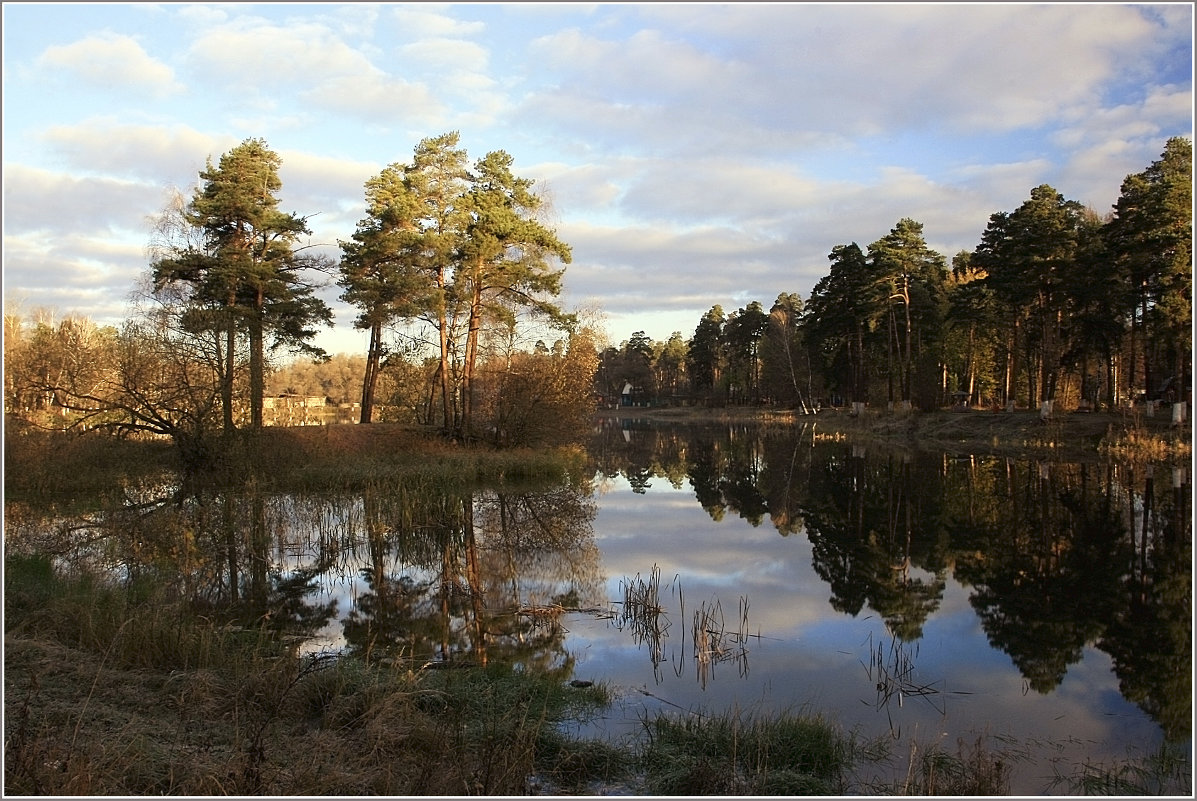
[174,4,230,27]
[540,3,1172,150]
[185,20,374,85]
[3,231,148,323]
[3,163,167,236]
[391,7,486,39]
[619,160,822,228]
[397,37,490,74]
[300,73,446,125]
[181,17,453,127]
[36,32,182,98]
[39,119,231,185]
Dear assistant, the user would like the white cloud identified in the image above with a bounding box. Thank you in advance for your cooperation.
[182,18,455,127]
[39,119,231,184]
[3,163,167,236]
[300,73,446,125]
[175,4,230,27]
[593,4,1169,140]
[391,7,486,39]
[36,32,182,98]
[397,37,490,74]
[3,231,148,324]
[186,20,374,84]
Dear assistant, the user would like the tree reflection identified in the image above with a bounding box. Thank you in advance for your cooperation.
[955,462,1128,692]
[332,480,601,672]
[1099,465,1192,741]
[801,447,946,640]
[586,419,1190,733]
[30,474,601,675]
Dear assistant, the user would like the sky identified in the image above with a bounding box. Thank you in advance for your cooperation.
[3,2,1193,358]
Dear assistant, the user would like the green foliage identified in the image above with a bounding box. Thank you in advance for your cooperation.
[803,243,872,404]
[687,305,726,396]
[153,137,332,432]
[973,185,1087,407]
[865,219,949,409]
[1106,136,1193,397]
[339,132,573,437]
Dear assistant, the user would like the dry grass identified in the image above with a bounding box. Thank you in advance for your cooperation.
[2,553,614,796]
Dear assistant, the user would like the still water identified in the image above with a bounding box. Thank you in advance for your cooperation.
[12,419,1191,794]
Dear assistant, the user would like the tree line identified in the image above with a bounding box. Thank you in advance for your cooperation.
[597,138,1191,415]
[3,136,1189,460]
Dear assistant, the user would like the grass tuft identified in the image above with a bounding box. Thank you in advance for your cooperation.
[639,706,849,795]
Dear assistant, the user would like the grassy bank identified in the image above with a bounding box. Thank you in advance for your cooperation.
[5,554,1189,796]
[3,553,612,795]
[3,422,590,501]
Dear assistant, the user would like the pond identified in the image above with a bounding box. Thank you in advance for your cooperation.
[7,418,1191,795]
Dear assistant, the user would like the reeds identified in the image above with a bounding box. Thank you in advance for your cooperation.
[1048,743,1192,796]
[878,734,1017,796]
[612,566,758,688]
[692,595,752,689]
[613,565,673,675]
[1099,422,1191,462]
[861,629,950,736]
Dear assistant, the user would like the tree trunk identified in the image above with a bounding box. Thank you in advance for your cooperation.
[966,324,976,404]
[902,279,912,403]
[461,280,484,440]
[223,304,236,433]
[437,295,453,435]
[1141,297,1151,400]
[360,319,382,424]
[249,294,265,430]
[223,493,239,603]
[886,306,896,407]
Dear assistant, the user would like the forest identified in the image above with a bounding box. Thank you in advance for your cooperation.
[3,135,1191,459]
[597,137,1192,417]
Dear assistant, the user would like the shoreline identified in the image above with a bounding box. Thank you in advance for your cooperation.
[596,404,1192,462]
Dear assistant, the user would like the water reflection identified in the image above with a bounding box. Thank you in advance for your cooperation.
[9,419,1190,792]
[588,417,1191,744]
[18,476,603,677]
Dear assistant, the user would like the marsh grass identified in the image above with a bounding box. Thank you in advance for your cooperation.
[639,705,850,795]
[5,551,1186,797]
[891,735,1016,796]
[250,424,590,492]
[3,425,175,504]
[3,422,589,501]
[2,554,613,795]
[1047,742,1193,796]
[1099,419,1191,462]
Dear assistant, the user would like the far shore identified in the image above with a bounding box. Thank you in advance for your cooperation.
[596,403,1191,462]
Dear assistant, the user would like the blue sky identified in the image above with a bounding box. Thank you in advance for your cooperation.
[3,2,1192,356]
